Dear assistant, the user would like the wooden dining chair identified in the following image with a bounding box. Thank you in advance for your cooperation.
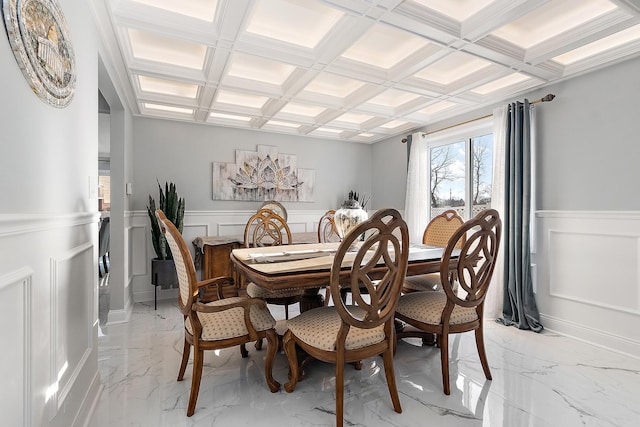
[283,208,409,427]
[402,209,465,294]
[317,209,340,243]
[156,210,280,417]
[316,209,344,305]
[395,209,501,395]
[244,209,306,323]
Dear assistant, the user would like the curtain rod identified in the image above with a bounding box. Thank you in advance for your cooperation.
[401,93,556,143]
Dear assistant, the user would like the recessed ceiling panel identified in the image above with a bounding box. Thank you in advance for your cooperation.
[341,23,429,69]
[470,73,531,95]
[227,52,296,85]
[215,90,269,109]
[278,102,326,117]
[303,73,365,98]
[418,100,458,116]
[414,51,491,85]
[412,0,496,21]
[266,120,301,128]
[128,29,207,69]
[366,89,420,108]
[131,0,218,22]
[554,24,640,64]
[143,103,193,114]
[380,119,409,129]
[138,75,198,98]
[332,112,375,124]
[209,112,252,122]
[492,0,618,48]
[245,0,344,48]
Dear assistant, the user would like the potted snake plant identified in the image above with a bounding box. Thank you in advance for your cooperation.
[147,181,185,293]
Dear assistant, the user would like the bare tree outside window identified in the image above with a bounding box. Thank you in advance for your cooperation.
[472,135,493,207]
[430,144,461,207]
[429,133,493,220]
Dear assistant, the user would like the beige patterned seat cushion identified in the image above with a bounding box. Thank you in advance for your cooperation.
[403,273,442,292]
[185,296,276,341]
[396,292,478,325]
[246,282,306,299]
[286,306,385,351]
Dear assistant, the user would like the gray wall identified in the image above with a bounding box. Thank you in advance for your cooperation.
[372,55,640,212]
[535,57,640,210]
[132,117,373,212]
[371,135,408,211]
[98,53,136,317]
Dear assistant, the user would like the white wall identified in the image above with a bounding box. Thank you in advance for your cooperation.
[372,56,640,358]
[0,1,102,425]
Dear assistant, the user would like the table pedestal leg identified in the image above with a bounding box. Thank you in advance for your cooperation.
[299,288,323,312]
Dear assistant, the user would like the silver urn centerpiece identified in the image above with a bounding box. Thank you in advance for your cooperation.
[334,191,369,240]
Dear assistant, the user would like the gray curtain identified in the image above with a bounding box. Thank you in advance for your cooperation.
[498,100,543,332]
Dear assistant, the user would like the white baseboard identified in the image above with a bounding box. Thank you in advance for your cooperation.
[73,371,103,427]
[105,299,133,324]
[540,313,640,360]
[134,287,178,304]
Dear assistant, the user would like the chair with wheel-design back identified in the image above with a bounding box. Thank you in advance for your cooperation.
[395,208,501,395]
[317,209,346,305]
[244,209,306,321]
[283,208,409,427]
[317,209,340,243]
[155,209,280,417]
[403,209,466,294]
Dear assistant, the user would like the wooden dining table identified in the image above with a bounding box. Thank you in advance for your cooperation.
[231,242,451,311]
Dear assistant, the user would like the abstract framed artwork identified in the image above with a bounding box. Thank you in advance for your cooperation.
[2,0,76,108]
[213,145,315,202]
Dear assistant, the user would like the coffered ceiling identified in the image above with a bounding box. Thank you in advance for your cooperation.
[95,0,640,143]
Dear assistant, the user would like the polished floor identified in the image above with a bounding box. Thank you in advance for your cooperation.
[91,297,640,427]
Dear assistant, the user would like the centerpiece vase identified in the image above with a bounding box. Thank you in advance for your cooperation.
[334,198,368,241]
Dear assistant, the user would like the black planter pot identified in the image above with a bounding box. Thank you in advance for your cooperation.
[151,258,178,309]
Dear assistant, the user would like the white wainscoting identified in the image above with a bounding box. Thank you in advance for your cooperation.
[0,267,33,427]
[129,209,329,303]
[0,212,99,427]
[536,211,640,358]
[50,243,94,415]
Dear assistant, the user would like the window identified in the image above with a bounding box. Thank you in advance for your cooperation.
[428,120,493,220]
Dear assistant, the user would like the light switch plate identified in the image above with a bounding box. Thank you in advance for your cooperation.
[89,176,98,199]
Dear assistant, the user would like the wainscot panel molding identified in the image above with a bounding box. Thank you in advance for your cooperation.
[0,217,99,425]
[535,210,640,359]
[0,267,33,426]
[128,209,329,303]
[49,243,95,417]
[0,212,100,236]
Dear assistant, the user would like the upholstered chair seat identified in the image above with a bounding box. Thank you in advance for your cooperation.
[396,292,478,326]
[246,282,307,299]
[402,273,442,292]
[286,306,385,351]
[184,297,276,340]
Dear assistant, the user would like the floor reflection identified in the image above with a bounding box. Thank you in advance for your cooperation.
[91,299,640,427]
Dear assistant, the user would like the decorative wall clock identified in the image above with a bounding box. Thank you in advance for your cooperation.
[2,0,76,108]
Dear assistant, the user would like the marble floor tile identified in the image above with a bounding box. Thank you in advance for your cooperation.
[90,300,640,426]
